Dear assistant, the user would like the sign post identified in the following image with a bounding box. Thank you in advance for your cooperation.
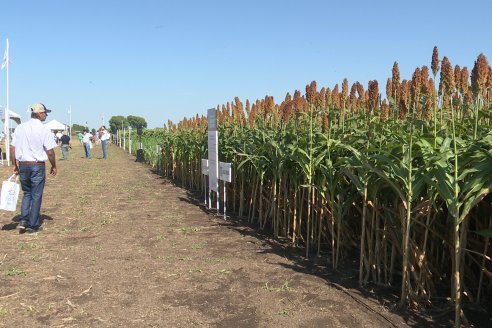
[201,159,209,205]
[205,108,232,219]
[207,108,219,215]
[128,126,132,154]
[156,145,161,174]
[219,162,232,219]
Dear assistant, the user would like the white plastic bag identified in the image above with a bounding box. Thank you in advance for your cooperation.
[0,174,20,212]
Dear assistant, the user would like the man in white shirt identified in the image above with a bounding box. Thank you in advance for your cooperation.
[82,129,93,159]
[10,103,57,233]
[55,130,63,143]
[99,125,110,159]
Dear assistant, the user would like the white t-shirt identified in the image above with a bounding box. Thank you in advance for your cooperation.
[100,129,110,141]
[11,118,57,162]
[82,133,93,144]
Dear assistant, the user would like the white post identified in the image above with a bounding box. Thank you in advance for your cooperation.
[121,122,123,148]
[156,145,159,173]
[0,105,5,166]
[68,106,72,136]
[218,162,231,219]
[3,39,10,166]
[123,128,126,150]
[201,159,208,206]
[223,181,227,220]
[128,127,132,154]
[216,190,219,215]
[204,174,207,205]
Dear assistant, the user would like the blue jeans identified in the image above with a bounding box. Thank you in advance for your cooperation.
[84,143,91,158]
[101,140,107,159]
[61,145,69,160]
[19,164,46,229]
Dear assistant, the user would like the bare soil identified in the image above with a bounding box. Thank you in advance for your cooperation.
[0,142,440,327]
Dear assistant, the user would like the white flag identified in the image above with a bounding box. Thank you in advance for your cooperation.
[1,39,9,70]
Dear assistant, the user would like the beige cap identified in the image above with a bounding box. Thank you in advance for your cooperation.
[31,103,51,113]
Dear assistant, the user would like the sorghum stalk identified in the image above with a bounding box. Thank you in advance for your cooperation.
[431,47,440,146]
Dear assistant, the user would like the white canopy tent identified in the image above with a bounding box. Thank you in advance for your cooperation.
[0,108,22,125]
[45,119,67,131]
[0,107,22,165]
[7,109,21,125]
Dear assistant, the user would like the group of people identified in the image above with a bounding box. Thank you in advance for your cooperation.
[53,126,110,160]
[8,103,111,233]
[80,126,110,159]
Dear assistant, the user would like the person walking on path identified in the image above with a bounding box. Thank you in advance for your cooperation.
[59,131,71,160]
[9,103,57,233]
[55,130,63,144]
[77,131,83,145]
[82,129,93,159]
[99,125,110,159]
[93,129,100,145]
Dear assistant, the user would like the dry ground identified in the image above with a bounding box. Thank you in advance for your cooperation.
[0,142,438,327]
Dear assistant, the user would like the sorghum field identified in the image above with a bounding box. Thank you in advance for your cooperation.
[0,143,413,327]
[1,47,491,328]
[127,48,492,327]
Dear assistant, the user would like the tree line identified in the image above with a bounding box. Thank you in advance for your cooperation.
[70,115,148,135]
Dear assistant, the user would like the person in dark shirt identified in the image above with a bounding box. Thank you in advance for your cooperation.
[59,131,71,160]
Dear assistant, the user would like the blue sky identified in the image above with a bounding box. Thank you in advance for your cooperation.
[1,0,491,130]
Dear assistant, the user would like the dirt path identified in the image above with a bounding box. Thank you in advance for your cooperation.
[0,142,414,327]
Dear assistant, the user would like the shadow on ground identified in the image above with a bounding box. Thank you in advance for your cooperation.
[150,168,491,328]
[1,214,54,231]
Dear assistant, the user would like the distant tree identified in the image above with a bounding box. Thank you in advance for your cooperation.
[109,116,129,132]
[127,115,147,129]
[72,123,86,134]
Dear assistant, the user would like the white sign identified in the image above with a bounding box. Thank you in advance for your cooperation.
[208,131,218,191]
[201,159,209,175]
[208,108,217,131]
[207,108,219,192]
[219,162,232,182]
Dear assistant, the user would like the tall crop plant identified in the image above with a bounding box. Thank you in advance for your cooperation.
[144,50,492,328]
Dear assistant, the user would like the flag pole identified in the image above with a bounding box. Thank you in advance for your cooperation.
[2,39,10,166]
[69,106,72,136]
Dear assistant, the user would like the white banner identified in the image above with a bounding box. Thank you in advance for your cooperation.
[207,108,219,192]
[201,159,209,175]
[219,162,232,182]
